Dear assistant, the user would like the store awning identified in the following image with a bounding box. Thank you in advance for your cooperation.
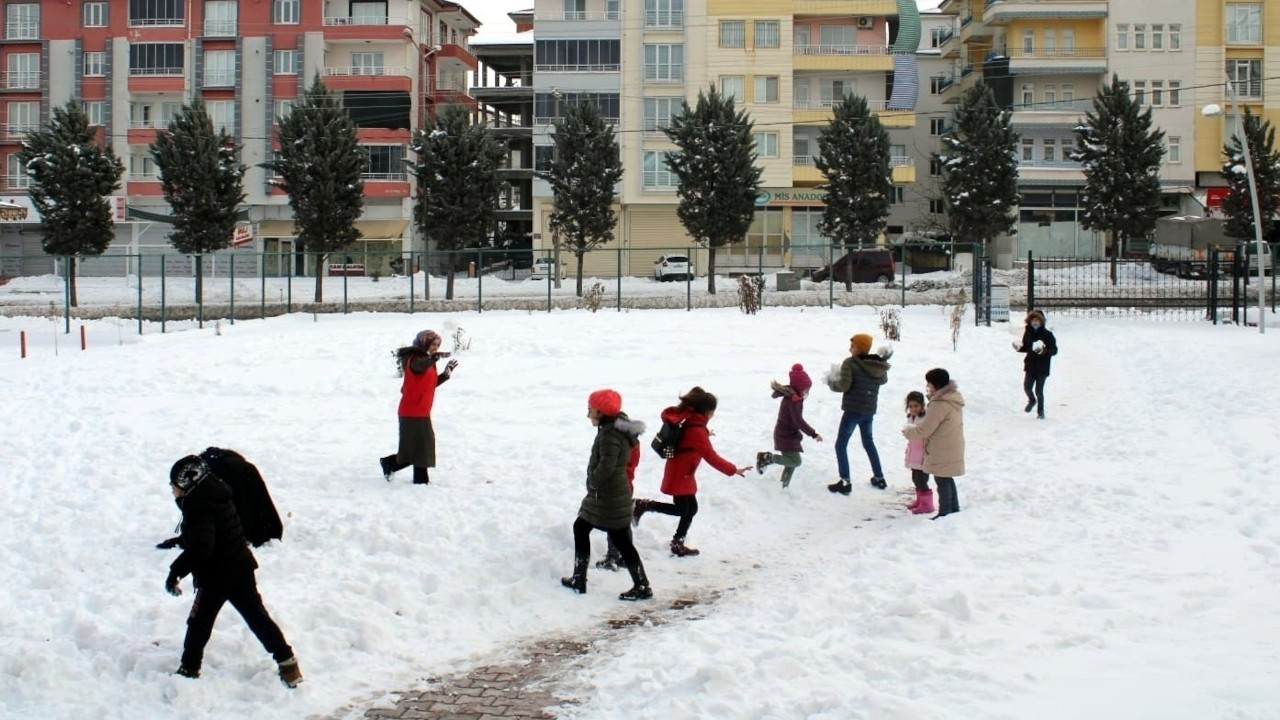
[256,219,409,240]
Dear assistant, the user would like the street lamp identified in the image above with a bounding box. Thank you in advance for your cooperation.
[1202,78,1266,333]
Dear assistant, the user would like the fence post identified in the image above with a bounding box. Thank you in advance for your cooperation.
[286,256,293,314]
[476,248,483,313]
[136,255,143,335]
[1026,250,1035,312]
[259,253,266,320]
[197,255,204,330]
[827,242,834,309]
[160,256,167,333]
[686,246,692,312]
[546,254,552,313]
[985,257,993,327]
[63,256,71,334]
[900,245,906,308]
[1209,249,1218,324]
[616,246,622,311]
[408,252,416,314]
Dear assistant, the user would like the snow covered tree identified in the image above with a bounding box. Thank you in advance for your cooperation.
[815,93,892,291]
[937,81,1019,251]
[409,103,505,300]
[539,101,623,297]
[1072,75,1164,283]
[262,76,365,303]
[1220,108,1280,245]
[18,100,123,307]
[150,100,246,304]
[664,85,763,294]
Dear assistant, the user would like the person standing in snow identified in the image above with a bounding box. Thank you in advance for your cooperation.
[632,387,752,557]
[380,329,457,485]
[902,391,933,515]
[826,333,891,495]
[1013,309,1057,420]
[901,369,965,519]
[596,413,642,572]
[561,389,653,601]
[164,455,302,687]
[755,364,823,488]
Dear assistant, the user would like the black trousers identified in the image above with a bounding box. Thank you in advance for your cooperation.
[935,477,960,515]
[1023,373,1047,414]
[181,575,293,670]
[645,494,699,539]
[573,517,641,568]
[911,468,931,492]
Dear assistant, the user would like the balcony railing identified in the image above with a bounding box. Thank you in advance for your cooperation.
[323,66,408,77]
[129,67,183,77]
[6,174,30,189]
[794,99,890,112]
[203,70,235,87]
[361,171,407,181]
[643,66,684,83]
[1007,46,1106,60]
[1011,99,1093,113]
[1230,79,1263,99]
[793,155,816,166]
[127,17,185,27]
[796,44,892,56]
[1,123,35,137]
[536,63,620,73]
[202,19,236,36]
[129,119,176,129]
[645,11,684,28]
[891,156,913,168]
[323,15,409,26]
[1019,158,1083,169]
[2,70,41,89]
[3,21,38,40]
[536,11,620,21]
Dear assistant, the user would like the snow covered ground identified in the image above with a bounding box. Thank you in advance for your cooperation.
[1,306,1277,720]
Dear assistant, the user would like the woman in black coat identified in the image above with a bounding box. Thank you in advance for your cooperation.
[1013,309,1058,419]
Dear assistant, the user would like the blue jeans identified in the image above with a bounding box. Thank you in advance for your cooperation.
[835,411,883,480]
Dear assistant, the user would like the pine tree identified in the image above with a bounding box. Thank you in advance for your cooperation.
[1220,108,1280,246]
[1072,74,1165,283]
[150,100,246,304]
[937,81,1019,253]
[539,101,623,297]
[815,93,892,291]
[263,76,365,303]
[664,85,763,294]
[408,103,505,300]
[18,100,123,307]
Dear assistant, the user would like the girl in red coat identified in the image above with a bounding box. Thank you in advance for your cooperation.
[379,329,457,485]
[632,387,751,557]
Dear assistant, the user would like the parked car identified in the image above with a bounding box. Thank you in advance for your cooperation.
[653,254,692,281]
[530,256,565,280]
[809,249,895,284]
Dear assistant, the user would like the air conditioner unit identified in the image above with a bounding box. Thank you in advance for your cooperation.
[856,16,874,29]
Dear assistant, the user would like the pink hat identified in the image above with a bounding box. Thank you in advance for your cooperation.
[789,364,812,394]
[414,329,442,350]
[588,389,623,416]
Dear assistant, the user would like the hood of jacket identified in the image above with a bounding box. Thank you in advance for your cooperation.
[661,406,708,428]
[928,381,965,410]
[610,414,647,443]
[853,354,890,379]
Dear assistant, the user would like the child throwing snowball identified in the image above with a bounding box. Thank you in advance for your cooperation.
[756,364,823,488]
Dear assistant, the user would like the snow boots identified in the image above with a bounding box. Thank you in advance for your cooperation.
[909,489,935,515]
[1025,399,1037,413]
[412,467,429,485]
[827,479,852,495]
[174,665,200,679]
[595,544,623,571]
[560,555,588,594]
[632,498,655,527]
[277,657,303,689]
[869,475,887,490]
[379,455,396,481]
[618,561,653,601]
[670,536,700,557]
[756,451,774,475]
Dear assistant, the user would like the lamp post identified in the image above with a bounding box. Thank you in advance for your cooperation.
[1202,77,1266,333]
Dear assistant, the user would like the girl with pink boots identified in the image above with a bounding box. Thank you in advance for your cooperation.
[902,391,934,515]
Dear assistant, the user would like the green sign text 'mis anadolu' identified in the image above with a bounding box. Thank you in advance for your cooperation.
[755,188,828,206]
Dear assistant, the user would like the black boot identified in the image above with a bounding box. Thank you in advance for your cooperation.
[827,479,852,495]
[670,536,700,557]
[756,451,774,475]
[412,467,429,485]
[379,455,396,481]
[560,555,588,594]
[595,544,623,571]
[632,499,653,527]
[619,560,653,601]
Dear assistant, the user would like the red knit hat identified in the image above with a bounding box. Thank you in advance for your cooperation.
[588,389,623,416]
[788,364,812,394]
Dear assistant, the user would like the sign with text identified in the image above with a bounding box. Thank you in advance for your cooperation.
[755,187,828,207]
[0,195,127,223]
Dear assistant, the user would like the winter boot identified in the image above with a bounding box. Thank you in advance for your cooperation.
[560,555,588,594]
[277,657,303,688]
[870,475,887,490]
[595,545,623,571]
[379,455,396,481]
[911,490,935,515]
[174,665,200,679]
[632,499,654,527]
[827,479,852,495]
[906,488,923,511]
[756,451,774,475]
[618,560,653,601]
[1024,399,1036,413]
[412,467,429,485]
[670,536,700,557]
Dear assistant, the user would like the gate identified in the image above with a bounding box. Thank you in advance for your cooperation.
[1026,251,1227,319]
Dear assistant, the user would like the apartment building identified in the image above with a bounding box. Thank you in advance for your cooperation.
[530,0,921,278]
[0,0,480,278]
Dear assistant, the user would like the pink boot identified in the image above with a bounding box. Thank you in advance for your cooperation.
[911,490,935,515]
[906,489,923,511]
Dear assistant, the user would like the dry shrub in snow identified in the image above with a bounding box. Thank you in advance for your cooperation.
[738,275,765,315]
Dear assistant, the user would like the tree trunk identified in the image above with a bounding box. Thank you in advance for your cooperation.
[552,233,562,291]
[843,250,854,293]
[194,255,204,306]
[575,250,585,297]
[707,248,717,294]
[1109,230,1118,285]
[68,256,78,308]
[294,246,306,278]
[314,253,327,303]
[445,251,456,300]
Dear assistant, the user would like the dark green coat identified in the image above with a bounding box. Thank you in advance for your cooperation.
[578,415,645,529]
[828,354,890,415]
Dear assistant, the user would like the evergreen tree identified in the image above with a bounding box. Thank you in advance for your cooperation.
[408,103,505,300]
[539,101,623,297]
[150,100,246,304]
[937,81,1019,253]
[18,100,123,307]
[815,93,892,291]
[664,85,763,294]
[1220,108,1280,246]
[1072,74,1165,283]
[263,76,365,303]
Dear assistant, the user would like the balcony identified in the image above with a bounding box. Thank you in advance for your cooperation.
[793,1,896,16]
[984,0,1107,25]
[360,172,410,198]
[793,99,914,128]
[0,70,40,91]
[5,174,30,191]
[202,69,236,88]
[891,156,915,184]
[938,25,960,58]
[323,65,411,92]
[644,11,684,30]
[1009,99,1093,126]
[793,44,895,72]
[437,43,478,72]
[202,19,236,37]
[1229,80,1264,100]
[426,77,477,108]
[322,15,411,42]
[0,123,34,141]
[3,21,39,40]
[793,155,822,185]
[1007,47,1106,75]
[1017,158,1084,183]
[469,72,534,104]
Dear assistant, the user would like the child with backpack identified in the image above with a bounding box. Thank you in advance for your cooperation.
[755,364,823,488]
[902,391,934,515]
[632,387,752,557]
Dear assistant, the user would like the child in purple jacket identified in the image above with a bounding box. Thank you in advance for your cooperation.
[756,364,823,488]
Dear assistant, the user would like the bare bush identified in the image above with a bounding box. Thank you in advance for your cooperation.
[581,281,606,313]
[949,290,967,351]
[737,275,765,315]
[878,306,901,341]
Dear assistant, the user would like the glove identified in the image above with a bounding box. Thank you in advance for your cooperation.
[1011,341,1020,351]
[155,536,181,550]
[445,359,459,374]
[165,573,183,597]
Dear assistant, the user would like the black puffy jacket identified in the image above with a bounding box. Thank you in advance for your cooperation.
[1017,325,1058,379]
[169,476,257,589]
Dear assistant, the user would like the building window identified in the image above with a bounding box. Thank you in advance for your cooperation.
[6,53,38,88]
[754,20,779,48]
[203,50,235,87]
[4,4,39,39]
[1116,23,1128,50]
[1226,3,1262,44]
[930,26,949,48]
[1043,84,1056,106]
[929,157,941,176]
[1132,80,1146,105]
[272,0,299,24]
[1043,138,1056,163]
[1151,24,1164,50]
[206,99,235,135]
[644,43,684,82]
[644,0,683,28]
[643,150,676,189]
[274,99,294,122]
[753,132,778,158]
[1133,24,1146,50]
[1228,58,1261,97]
[533,145,553,173]
[84,52,107,77]
[930,117,945,135]
[85,101,105,126]
[7,153,29,188]
[929,198,945,214]
[128,0,182,26]
[130,154,159,179]
[1168,80,1181,106]
[6,101,37,135]
[643,96,681,133]
[721,75,744,102]
[820,79,852,107]
[129,43,184,75]
[130,100,180,128]
[719,20,745,48]
[1061,137,1074,161]
[273,49,297,75]
[350,52,383,75]
[1021,83,1034,107]
[535,92,620,124]
[1151,80,1164,106]
[929,76,947,94]
[1021,29,1034,54]
[754,75,779,103]
[889,186,904,204]
[1169,24,1181,50]
[83,1,107,27]
[1021,137,1034,162]
[1168,136,1181,163]
[203,0,235,36]
[535,39,622,72]
[363,145,406,180]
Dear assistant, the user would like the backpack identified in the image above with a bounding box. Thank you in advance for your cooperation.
[201,447,284,547]
[650,419,686,459]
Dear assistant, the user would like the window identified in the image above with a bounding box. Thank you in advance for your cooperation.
[1044,29,1056,54]
[351,2,386,24]
[273,49,297,75]
[1116,23,1129,50]
[753,132,778,158]
[720,20,745,48]
[1226,3,1262,44]
[794,136,810,163]
[84,52,106,77]
[794,80,810,106]
[1043,138,1056,163]
[755,20,779,48]
[1061,137,1074,162]
[533,92,620,124]
[6,101,37,134]
[351,52,383,75]
[643,150,676,189]
[1151,24,1163,50]
[820,79,851,107]
[1062,29,1075,54]
[1168,136,1181,163]
[1061,84,1074,108]
[930,26,949,48]
[6,53,39,88]
[1228,59,1261,97]
[929,157,941,176]
[1132,80,1146,105]
[605,0,619,20]
[1021,83,1034,107]
[130,154,159,179]
[272,0,299,24]
[754,75,778,103]
[794,24,810,51]
[206,99,235,134]
[129,43,183,75]
[203,0,235,36]
[1043,84,1056,106]
[721,75,744,102]
[644,0,682,28]
[274,99,294,122]
[1151,81,1164,106]
[7,153,29,188]
[1169,24,1181,50]
[203,50,235,86]
[930,117,945,135]
[929,75,948,94]
[83,2,107,27]
[363,145,406,180]
[5,4,38,39]
[535,40,622,72]
[1021,137,1034,162]
[533,145,553,173]
[889,186,904,204]
[644,43,684,82]
[643,97,681,133]
[128,0,182,26]
[130,100,180,128]
[1133,24,1146,50]
[1168,81,1181,106]
[929,198,945,214]
[563,0,585,21]
[820,25,854,52]
[1021,29,1034,54]
[86,101,105,126]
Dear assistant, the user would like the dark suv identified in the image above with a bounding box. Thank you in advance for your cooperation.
[810,249,895,284]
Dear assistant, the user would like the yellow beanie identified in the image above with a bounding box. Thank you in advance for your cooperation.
[852,333,874,355]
